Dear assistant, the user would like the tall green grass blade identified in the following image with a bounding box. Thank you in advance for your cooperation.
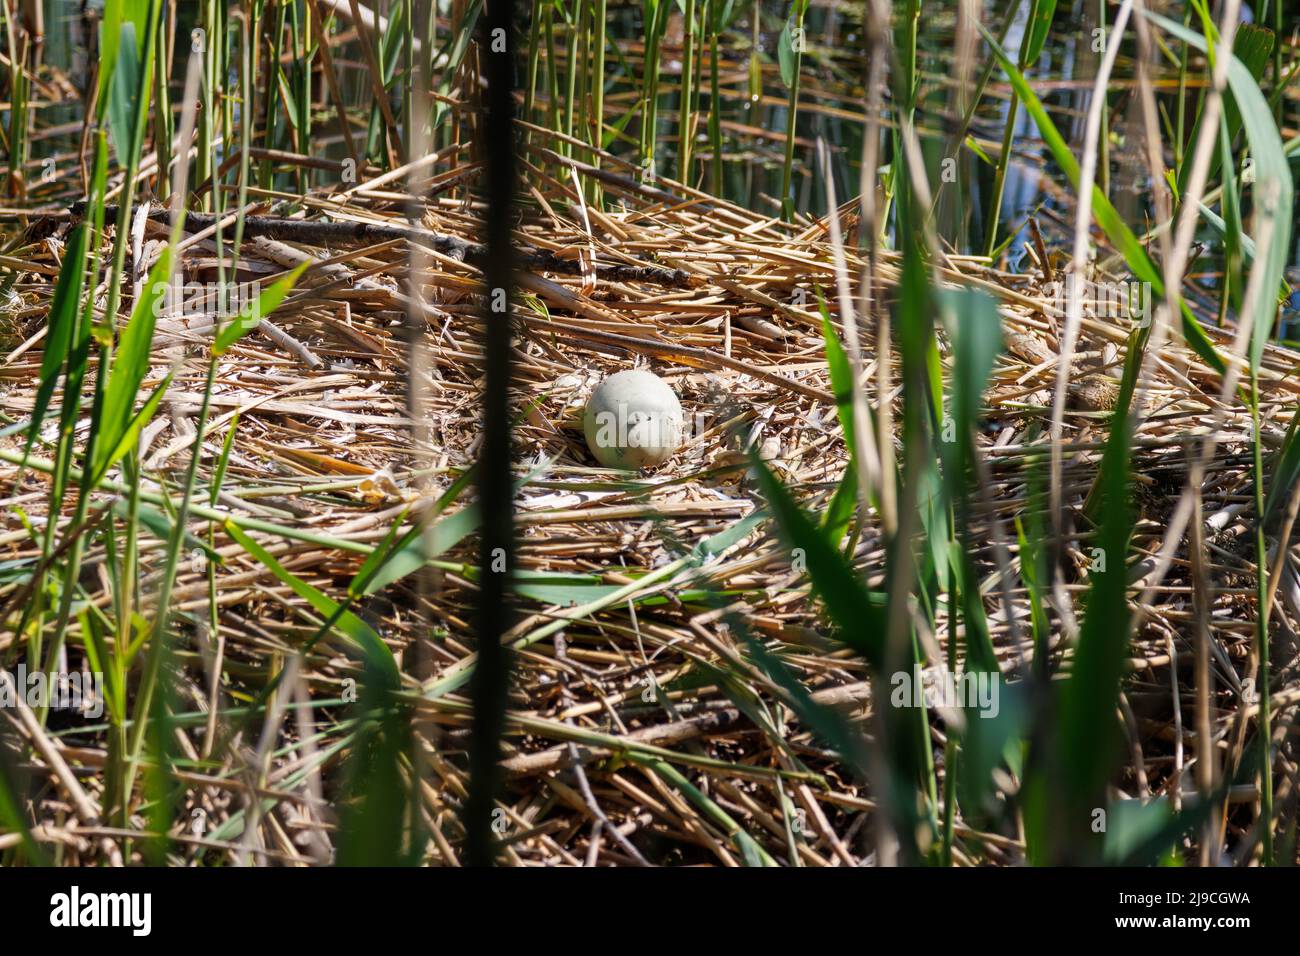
[210,413,239,506]
[776,0,809,218]
[818,298,860,546]
[977,20,1224,374]
[1104,786,1224,864]
[0,740,48,865]
[943,288,1001,456]
[739,631,871,772]
[956,674,1026,825]
[107,22,142,162]
[96,0,149,127]
[936,288,1003,677]
[22,223,88,469]
[776,8,799,88]
[224,520,399,682]
[635,756,777,865]
[361,505,479,596]
[336,696,416,865]
[1023,0,1058,65]
[212,261,310,356]
[750,455,885,663]
[1218,113,1245,316]
[89,248,173,484]
[93,373,173,484]
[111,497,217,560]
[1054,393,1135,855]
[1176,21,1274,199]
[1264,410,1300,525]
[1150,12,1293,375]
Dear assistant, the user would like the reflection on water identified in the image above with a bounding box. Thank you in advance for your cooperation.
[12,1,1300,310]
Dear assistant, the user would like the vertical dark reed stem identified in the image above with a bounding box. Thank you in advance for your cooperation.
[464,0,517,867]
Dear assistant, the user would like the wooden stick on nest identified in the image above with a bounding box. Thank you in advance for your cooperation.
[71,202,702,289]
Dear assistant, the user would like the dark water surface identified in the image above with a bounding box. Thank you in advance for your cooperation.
[19,1,1300,335]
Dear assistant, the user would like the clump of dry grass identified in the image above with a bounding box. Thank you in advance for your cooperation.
[0,114,1296,864]
[0,0,1298,868]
